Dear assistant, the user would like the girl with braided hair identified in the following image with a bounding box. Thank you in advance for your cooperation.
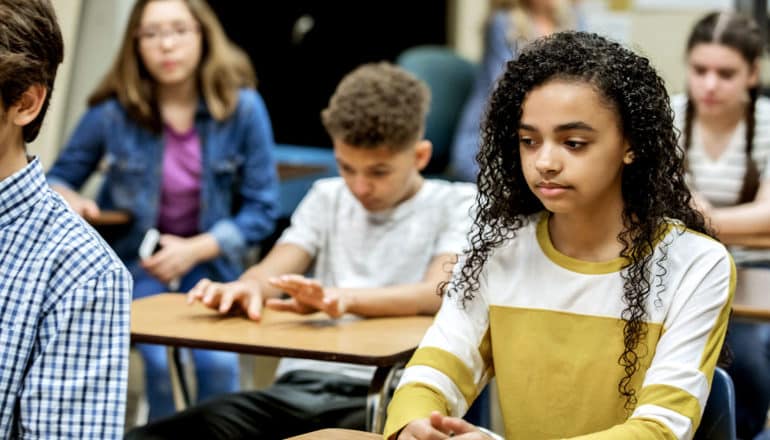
[384,31,733,439]
[674,11,770,439]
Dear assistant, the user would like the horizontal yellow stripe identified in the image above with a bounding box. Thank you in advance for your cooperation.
[406,346,477,406]
[637,384,701,428]
[384,382,448,439]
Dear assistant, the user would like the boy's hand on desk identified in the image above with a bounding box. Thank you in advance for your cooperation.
[265,274,346,318]
[187,278,264,321]
[398,412,491,440]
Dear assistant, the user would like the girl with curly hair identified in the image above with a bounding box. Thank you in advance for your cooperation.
[674,11,770,439]
[384,31,734,439]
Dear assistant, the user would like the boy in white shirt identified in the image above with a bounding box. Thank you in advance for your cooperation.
[126,62,476,439]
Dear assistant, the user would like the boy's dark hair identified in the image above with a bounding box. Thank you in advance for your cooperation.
[321,62,430,150]
[683,11,763,204]
[0,0,63,143]
[445,31,712,412]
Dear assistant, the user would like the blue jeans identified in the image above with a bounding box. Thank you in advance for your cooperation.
[132,263,240,421]
[726,321,770,440]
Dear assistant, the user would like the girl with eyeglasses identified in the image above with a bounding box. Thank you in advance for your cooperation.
[47,0,279,421]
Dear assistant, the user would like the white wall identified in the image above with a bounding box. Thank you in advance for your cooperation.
[450,0,731,94]
[34,0,133,169]
[30,0,81,168]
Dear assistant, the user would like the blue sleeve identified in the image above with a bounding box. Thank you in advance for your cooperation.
[46,104,107,190]
[450,11,516,183]
[208,90,279,260]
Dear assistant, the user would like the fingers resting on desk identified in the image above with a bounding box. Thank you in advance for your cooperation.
[266,274,345,318]
[187,278,263,321]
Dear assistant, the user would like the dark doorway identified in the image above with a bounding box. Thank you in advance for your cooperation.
[209,1,449,148]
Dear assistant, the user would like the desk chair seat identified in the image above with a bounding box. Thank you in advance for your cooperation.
[694,367,737,440]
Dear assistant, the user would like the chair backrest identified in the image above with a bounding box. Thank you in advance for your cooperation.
[694,367,737,440]
[397,45,476,176]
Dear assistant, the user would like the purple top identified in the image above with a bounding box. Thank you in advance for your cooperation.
[156,124,202,236]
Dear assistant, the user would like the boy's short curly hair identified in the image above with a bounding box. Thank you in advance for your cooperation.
[321,62,430,151]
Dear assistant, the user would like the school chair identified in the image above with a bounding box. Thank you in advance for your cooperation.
[396,45,476,177]
[274,143,338,218]
[694,366,737,440]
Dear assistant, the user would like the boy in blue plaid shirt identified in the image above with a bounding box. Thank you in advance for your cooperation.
[0,1,133,438]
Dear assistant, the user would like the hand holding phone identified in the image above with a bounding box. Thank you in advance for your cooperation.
[139,228,181,291]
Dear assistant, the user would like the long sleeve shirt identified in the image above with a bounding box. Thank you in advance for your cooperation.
[385,214,734,439]
[0,158,132,439]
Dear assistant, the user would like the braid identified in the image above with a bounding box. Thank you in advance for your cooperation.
[683,97,695,153]
[738,87,760,203]
[683,96,696,176]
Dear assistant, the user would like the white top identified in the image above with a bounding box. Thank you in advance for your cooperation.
[274,177,476,380]
[672,94,770,263]
[385,214,734,439]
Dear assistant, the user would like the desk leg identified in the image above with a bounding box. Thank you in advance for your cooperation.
[166,347,192,410]
[366,362,404,433]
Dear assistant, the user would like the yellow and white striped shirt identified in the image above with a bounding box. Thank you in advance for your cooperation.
[385,214,734,439]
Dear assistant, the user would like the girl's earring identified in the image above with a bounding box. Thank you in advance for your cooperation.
[623,152,635,165]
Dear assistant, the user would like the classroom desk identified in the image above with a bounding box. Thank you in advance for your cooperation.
[732,268,770,321]
[286,428,382,440]
[84,210,133,242]
[84,209,132,226]
[130,294,432,433]
[277,163,330,180]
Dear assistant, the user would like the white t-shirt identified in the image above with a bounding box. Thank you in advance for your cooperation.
[274,177,476,380]
[672,94,770,263]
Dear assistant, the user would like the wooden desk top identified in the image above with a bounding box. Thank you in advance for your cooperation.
[719,233,770,249]
[733,268,770,321]
[84,210,132,226]
[286,428,381,440]
[131,294,433,366]
[278,163,329,180]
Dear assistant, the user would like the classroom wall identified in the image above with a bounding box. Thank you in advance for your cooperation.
[30,0,81,169]
[40,0,748,165]
[34,0,132,170]
[451,0,718,94]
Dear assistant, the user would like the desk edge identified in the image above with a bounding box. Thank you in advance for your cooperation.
[131,332,417,366]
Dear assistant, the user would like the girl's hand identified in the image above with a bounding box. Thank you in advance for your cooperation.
[397,412,492,440]
[140,234,198,284]
[51,184,100,219]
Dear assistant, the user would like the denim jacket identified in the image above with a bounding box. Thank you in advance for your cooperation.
[47,89,279,282]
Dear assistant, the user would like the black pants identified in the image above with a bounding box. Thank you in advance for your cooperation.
[124,370,369,440]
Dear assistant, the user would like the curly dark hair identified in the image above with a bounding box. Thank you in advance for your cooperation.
[321,62,430,150]
[446,31,712,411]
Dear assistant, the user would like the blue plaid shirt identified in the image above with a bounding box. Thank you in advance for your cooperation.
[0,158,132,439]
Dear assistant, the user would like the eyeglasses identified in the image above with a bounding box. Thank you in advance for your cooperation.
[136,24,199,46]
